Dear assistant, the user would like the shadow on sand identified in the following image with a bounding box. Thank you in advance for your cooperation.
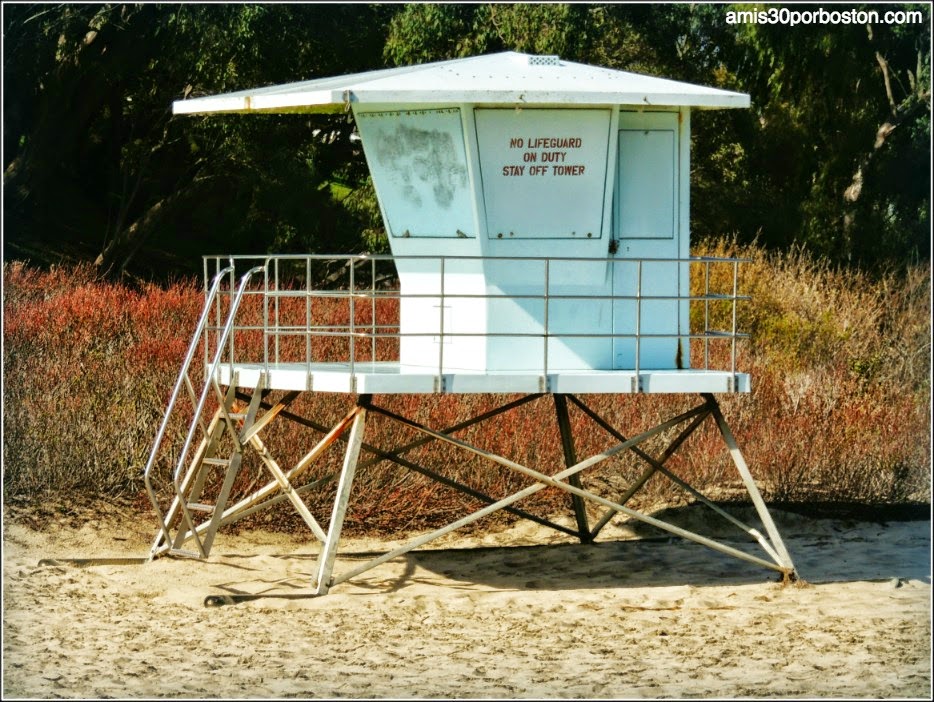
[203,503,930,604]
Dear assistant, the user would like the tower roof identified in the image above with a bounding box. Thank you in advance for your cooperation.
[173,51,749,115]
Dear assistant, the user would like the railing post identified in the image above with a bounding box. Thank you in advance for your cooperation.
[349,256,356,381]
[543,258,550,383]
[204,257,211,374]
[263,259,270,380]
[371,256,377,364]
[306,256,312,377]
[273,257,281,366]
[731,258,739,376]
[227,259,236,376]
[634,260,642,392]
[704,259,711,371]
[438,257,445,384]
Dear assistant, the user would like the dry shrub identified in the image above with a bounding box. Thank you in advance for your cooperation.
[3,242,930,537]
[3,261,203,497]
[694,238,931,504]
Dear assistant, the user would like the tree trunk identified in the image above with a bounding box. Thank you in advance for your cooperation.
[842,94,929,259]
[94,191,183,279]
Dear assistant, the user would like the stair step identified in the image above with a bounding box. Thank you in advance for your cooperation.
[168,548,203,559]
[187,502,215,513]
[201,458,230,467]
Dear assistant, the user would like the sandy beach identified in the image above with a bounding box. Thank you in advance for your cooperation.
[3,499,931,699]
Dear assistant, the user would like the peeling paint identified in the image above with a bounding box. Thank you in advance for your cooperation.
[373,122,468,210]
[355,108,475,238]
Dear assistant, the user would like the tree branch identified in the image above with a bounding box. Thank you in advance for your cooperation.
[875,51,897,116]
[94,191,181,278]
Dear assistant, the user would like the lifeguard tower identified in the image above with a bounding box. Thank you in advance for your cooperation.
[145,52,796,599]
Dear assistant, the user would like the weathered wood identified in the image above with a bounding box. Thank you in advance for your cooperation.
[315,403,368,595]
[554,394,591,543]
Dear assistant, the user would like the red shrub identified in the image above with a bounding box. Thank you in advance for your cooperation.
[3,246,930,537]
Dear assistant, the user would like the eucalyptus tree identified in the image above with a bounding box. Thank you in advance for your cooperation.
[5,3,928,275]
[727,3,930,265]
[4,3,394,279]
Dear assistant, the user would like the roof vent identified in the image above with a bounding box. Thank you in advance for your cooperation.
[528,55,561,67]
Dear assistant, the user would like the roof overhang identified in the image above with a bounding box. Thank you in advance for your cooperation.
[173,51,750,116]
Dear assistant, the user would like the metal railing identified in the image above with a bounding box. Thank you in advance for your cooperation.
[144,263,263,556]
[202,254,750,382]
[144,264,233,552]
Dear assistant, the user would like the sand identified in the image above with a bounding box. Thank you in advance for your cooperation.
[2,500,931,699]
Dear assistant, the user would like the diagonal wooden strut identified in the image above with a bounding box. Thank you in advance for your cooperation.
[554,394,591,543]
[151,386,796,593]
[232,390,579,538]
[314,396,369,595]
[152,401,362,558]
[322,398,789,590]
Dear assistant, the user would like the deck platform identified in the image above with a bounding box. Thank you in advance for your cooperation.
[217,362,750,395]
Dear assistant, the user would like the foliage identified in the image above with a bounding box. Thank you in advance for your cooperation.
[3,261,202,495]
[692,239,930,503]
[3,3,394,279]
[725,2,931,265]
[2,3,930,277]
[4,246,929,535]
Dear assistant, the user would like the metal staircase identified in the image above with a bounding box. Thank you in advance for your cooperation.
[144,264,265,560]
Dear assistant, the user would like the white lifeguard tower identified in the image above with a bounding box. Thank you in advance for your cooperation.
[145,52,796,601]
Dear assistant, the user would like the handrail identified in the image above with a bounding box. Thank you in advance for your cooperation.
[167,264,266,557]
[205,253,753,263]
[200,253,747,378]
[143,265,234,552]
[172,265,266,485]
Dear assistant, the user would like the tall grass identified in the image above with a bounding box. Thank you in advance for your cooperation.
[3,242,930,535]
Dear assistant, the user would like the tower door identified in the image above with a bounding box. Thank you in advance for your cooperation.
[612,111,683,370]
